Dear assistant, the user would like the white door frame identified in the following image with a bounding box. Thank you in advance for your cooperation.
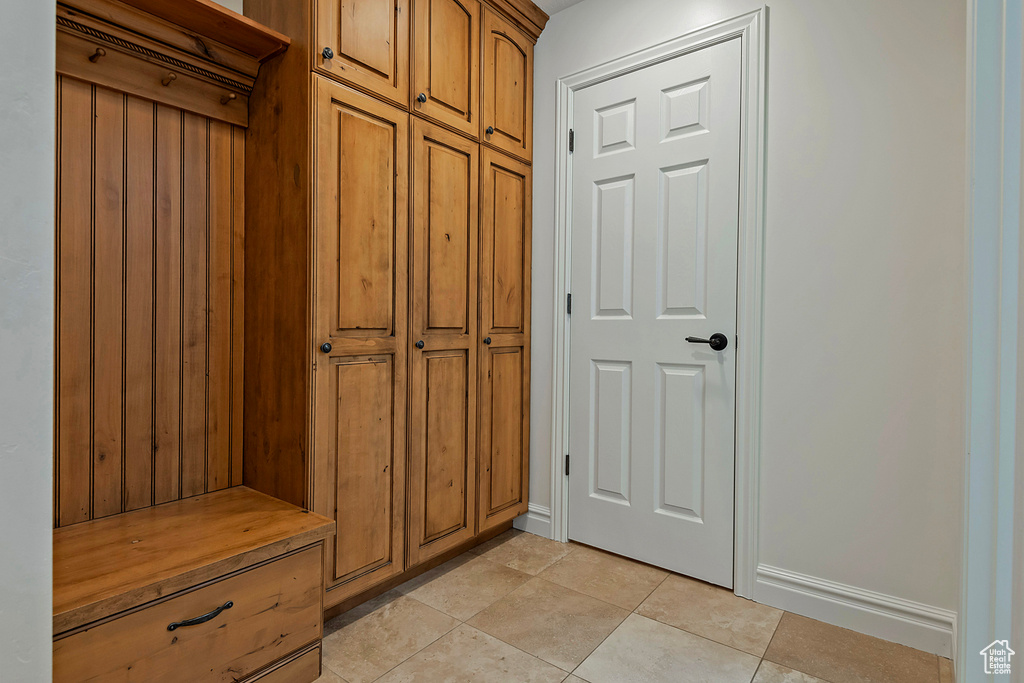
[547,8,768,598]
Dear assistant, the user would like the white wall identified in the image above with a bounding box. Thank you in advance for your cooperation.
[0,1,55,681]
[528,0,965,646]
[215,0,244,13]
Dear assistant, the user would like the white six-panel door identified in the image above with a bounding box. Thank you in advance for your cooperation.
[567,38,742,587]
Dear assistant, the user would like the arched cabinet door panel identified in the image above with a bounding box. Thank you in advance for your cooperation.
[316,0,411,107]
[412,0,481,138]
[481,9,533,161]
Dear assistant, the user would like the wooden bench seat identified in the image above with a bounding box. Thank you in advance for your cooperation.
[53,486,335,682]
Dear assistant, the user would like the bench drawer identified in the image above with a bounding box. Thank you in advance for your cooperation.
[54,545,322,682]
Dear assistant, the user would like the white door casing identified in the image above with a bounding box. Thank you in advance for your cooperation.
[567,38,742,587]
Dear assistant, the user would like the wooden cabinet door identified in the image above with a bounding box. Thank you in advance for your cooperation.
[478,147,531,531]
[313,78,408,606]
[481,9,533,161]
[316,0,410,107]
[408,118,479,566]
[412,0,481,138]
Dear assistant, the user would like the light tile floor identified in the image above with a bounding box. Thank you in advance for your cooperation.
[317,530,954,683]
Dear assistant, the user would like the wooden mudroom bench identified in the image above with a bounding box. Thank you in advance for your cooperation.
[53,487,335,682]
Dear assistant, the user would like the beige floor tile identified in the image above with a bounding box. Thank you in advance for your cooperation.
[538,544,668,610]
[563,677,587,683]
[315,666,349,683]
[467,577,629,671]
[397,553,531,620]
[375,623,568,683]
[573,613,761,683]
[753,660,827,683]
[938,657,955,683]
[472,529,575,575]
[764,612,939,683]
[321,591,459,683]
[636,573,783,656]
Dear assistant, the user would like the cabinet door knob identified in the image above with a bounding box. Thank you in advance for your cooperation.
[483,337,492,345]
[322,47,334,60]
[486,126,494,135]
[320,342,332,354]
[415,340,425,349]
[417,93,427,103]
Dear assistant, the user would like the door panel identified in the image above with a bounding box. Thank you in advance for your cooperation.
[568,39,741,587]
[481,10,533,160]
[314,78,407,605]
[413,0,480,138]
[477,148,530,531]
[408,119,479,566]
[316,0,410,107]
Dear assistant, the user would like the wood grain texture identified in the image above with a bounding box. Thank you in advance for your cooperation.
[247,645,322,683]
[483,0,548,42]
[478,148,531,531]
[412,0,481,138]
[408,119,479,566]
[242,0,314,508]
[54,545,322,682]
[481,8,533,161]
[313,80,408,608]
[55,80,245,526]
[315,0,410,107]
[53,486,334,634]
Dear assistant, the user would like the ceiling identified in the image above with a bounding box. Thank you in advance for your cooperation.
[534,0,587,17]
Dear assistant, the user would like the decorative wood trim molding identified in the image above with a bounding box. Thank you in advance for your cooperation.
[486,0,549,42]
[58,15,254,94]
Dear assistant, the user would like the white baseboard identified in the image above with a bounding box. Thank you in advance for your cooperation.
[755,564,956,659]
[513,503,552,537]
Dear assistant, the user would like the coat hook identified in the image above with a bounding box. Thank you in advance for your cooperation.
[89,47,106,63]
[220,93,237,105]
[162,72,177,86]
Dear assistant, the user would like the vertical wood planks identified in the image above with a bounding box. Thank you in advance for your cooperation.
[55,82,245,527]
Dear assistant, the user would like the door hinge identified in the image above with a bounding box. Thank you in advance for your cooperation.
[568,129,575,153]
[565,454,570,476]
[567,293,572,315]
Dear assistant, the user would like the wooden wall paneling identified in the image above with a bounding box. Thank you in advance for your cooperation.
[412,0,481,138]
[123,96,155,512]
[231,125,245,487]
[408,119,479,566]
[315,0,410,108]
[477,147,531,530]
[55,81,245,526]
[242,0,314,509]
[91,86,126,520]
[154,103,183,505]
[57,76,94,527]
[481,9,532,161]
[313,79,408,607]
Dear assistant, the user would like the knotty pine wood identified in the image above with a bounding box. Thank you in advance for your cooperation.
[315,0,410,107]
[313,79,409,604]
[481,8,533,161]
[54,545,323,682]
[412,0,482,139]
[478,147,531,531]
[407,119,480,566]
[53,486,334,634]
[55,77,245,526]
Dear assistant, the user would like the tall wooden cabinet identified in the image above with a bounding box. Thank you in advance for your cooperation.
[244,0,546,610]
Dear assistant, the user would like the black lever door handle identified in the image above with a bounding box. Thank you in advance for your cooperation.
[685,333,729,351]
[168,600,233,631]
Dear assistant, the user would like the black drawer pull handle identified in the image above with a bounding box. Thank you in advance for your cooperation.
[167,600,233,631]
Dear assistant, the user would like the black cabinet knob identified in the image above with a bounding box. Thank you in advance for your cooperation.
[415,340,425,349]
[486,126,494,135]
[483,337,492,345]
[320,342,332,354]
[417,93,427,103]
[685,333,729,351]
[322,47,334,60]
